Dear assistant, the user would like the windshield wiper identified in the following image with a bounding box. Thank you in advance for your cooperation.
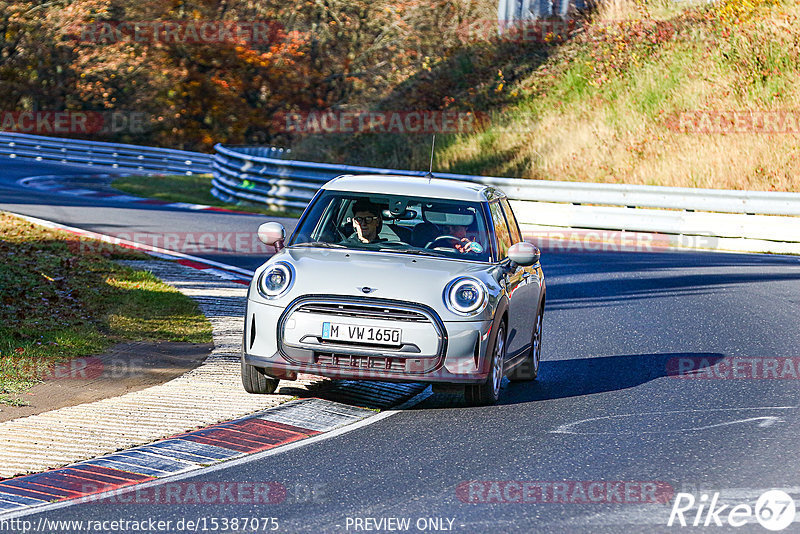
[291,241,346,249]
[378,248,447,257]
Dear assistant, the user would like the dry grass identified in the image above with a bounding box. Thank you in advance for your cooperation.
[433,0,800,190]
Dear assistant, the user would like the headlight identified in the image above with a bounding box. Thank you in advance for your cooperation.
[257,262,293,298]
[445,277,488,315]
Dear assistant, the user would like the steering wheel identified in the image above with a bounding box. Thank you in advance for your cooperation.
[425,235,462,249]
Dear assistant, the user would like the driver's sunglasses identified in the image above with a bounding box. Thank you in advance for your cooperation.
[354,216,378,224]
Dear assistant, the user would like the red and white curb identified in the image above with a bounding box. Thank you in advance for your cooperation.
[17,174,241,214]
[0,394,429,519]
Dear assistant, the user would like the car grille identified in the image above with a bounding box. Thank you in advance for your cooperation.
[278,296,446,369]
[315,352,406,372]
[295,302,428,322]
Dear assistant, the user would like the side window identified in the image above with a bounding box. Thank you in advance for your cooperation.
[294,195,339,243]
[489,201,512,260]
[500,198,522,244]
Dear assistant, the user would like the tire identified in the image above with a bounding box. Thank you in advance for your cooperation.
[509,301,543,382]
[241,360,280,394]
[465,322,506,406]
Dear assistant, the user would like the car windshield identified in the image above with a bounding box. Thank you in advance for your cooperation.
[289,190,493,262]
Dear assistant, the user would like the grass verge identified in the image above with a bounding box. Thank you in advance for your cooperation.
[0,212,213,406]
[111,174,298,217]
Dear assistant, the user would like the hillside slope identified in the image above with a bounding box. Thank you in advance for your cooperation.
[291,0,800,191]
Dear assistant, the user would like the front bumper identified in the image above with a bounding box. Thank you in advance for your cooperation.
[243,295,493,384]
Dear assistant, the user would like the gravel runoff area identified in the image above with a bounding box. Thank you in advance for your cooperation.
[0,260,330,479]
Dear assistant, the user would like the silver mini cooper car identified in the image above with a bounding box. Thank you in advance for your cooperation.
[241,174,545,405]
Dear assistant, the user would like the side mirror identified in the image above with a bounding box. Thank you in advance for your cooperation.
[258,222,286,250]
[508,242,540,266]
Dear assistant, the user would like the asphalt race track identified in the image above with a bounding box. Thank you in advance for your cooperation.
[2,159,800,533]
[0,160,278,272]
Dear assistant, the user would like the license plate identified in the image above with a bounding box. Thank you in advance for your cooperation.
[321,322,402,346]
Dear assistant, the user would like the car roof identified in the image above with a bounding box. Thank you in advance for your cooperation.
[322,174,505,202]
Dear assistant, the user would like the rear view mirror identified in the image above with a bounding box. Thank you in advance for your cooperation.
[508,242,540,266]
[258,222,286,248]
[383,209,417,220]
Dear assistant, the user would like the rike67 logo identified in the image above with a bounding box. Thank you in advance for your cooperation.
[668,490,796,531]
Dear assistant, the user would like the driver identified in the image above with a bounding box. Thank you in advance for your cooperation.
[440,223,483,254]
[346,199,386,244]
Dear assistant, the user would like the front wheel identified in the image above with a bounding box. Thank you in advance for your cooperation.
[509,302,543,382]
[241,360,280,394]
[465,323,506,406]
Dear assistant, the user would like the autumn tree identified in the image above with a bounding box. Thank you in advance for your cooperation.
[0,0,494,150]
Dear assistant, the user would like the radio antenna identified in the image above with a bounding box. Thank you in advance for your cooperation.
[425,134,436,181]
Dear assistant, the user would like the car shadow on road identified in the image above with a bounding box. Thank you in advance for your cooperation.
[505,351,725,402]
[413,352,725,409]
[277,377,428,410]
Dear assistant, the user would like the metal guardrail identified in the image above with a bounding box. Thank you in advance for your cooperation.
[0,132,213,175]
[1,132,796,252]
[212,143,800,252]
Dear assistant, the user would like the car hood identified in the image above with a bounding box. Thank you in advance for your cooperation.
[251,247,500,318]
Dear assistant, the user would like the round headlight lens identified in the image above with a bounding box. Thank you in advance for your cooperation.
[258,262,292,298]
[447,278,487,315]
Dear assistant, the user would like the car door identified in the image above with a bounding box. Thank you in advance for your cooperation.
[501,199,541,359]
[489,201,526,361]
